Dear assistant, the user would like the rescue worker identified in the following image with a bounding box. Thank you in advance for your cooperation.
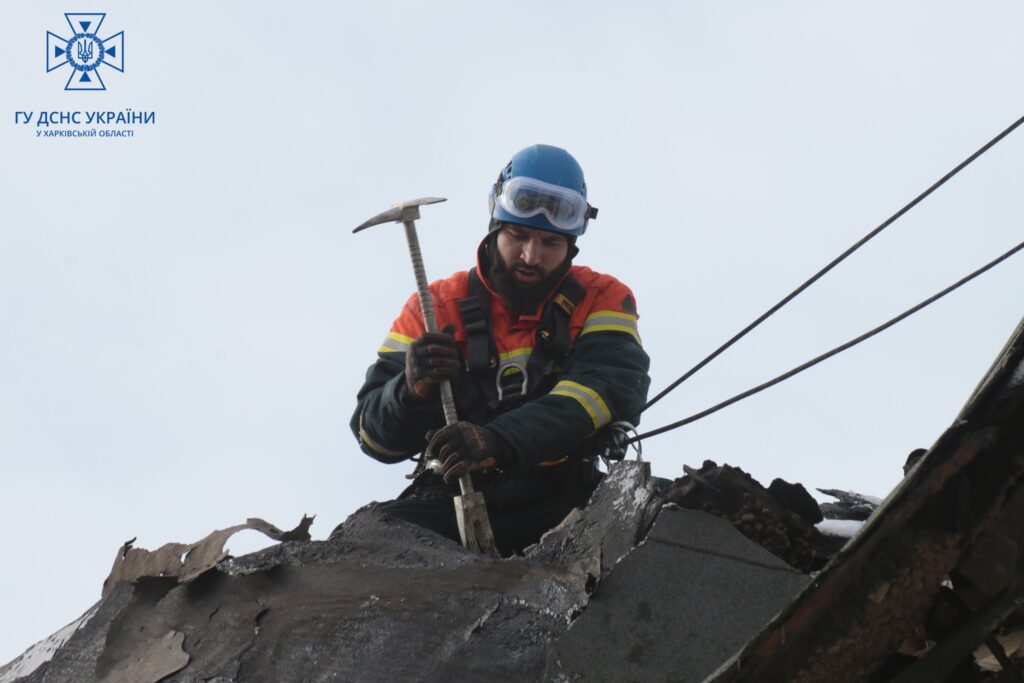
[350,144,651,555]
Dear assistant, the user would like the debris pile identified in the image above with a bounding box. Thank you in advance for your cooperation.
[3,441,1021,681]
[663,460,840,573]
[0,463,812,683]
[817,487,880,521]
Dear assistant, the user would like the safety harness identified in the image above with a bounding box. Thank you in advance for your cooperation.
[404,267,635,481]
[457,268,587,415]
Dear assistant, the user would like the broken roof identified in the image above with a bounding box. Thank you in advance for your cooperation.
[3,316,1022,682]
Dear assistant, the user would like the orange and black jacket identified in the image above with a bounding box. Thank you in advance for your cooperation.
[351,255,651,474]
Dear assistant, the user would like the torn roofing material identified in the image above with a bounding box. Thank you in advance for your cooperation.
[546,506,809,681]
[2,463,818,683]
[1,465,656,682]
[709,314,1024,682]
[102,515,314,597]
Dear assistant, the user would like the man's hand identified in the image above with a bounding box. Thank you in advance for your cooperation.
[405,324,460,401]
[426,422,513,483]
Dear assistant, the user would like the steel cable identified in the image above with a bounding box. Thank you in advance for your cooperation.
[630,238,1024,445]
[642,113,1024,414]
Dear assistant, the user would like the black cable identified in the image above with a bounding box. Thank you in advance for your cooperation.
[642,112,1024,413]
[630,239,1024,445]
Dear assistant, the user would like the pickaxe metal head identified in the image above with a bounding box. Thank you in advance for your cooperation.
[353,197,447,233]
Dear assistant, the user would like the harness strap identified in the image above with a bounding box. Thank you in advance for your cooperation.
[458,269,497,373]
[526,276,586,383]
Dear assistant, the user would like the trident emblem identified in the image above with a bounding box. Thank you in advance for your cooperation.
[76,39,94,63]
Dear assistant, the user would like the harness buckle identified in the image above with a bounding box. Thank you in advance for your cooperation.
[496,361,528,404]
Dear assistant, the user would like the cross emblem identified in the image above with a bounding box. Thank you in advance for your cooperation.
[46,13,124,91]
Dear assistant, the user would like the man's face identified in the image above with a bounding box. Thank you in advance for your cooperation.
[495,224,570,285]
[490,223,571,313]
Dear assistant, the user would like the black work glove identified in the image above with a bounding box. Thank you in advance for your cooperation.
[426,422,514,484]
[404,323,459,402]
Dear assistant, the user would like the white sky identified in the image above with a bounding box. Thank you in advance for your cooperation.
[2,1,1022,664]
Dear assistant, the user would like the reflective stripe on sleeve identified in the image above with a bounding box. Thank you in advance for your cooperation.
[580,310,641,344]
[549,380,612,431]
[378,331,414,355]
[358,412,408,458]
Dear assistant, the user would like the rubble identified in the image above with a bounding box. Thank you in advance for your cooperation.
[818,488,881,521]
[1,462,815,683]
[663,460,838,573]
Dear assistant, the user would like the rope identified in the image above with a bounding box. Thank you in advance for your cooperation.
[642,112,1024,413]
[629,239,1024,445]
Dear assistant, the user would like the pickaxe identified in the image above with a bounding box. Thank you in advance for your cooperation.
[354,197,499,555]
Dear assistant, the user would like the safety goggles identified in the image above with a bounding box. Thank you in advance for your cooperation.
[495,176,594,232]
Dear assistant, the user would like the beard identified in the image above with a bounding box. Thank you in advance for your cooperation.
[487,243,571,316]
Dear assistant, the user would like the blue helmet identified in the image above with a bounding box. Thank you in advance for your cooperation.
[488,144,598,237]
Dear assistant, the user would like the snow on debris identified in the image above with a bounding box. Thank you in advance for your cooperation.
[816,519,865,538]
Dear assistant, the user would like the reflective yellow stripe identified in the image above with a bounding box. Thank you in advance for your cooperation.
[586,310,636,322]
[581,310,641,344]
[498,347,533,362]
[550,380,612,431]
[378,331,414,354]
[358,413,407,458]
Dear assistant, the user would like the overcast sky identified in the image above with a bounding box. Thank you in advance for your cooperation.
[2,1,1022,664]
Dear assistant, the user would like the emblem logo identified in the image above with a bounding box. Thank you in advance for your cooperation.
[46,13,124,91]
